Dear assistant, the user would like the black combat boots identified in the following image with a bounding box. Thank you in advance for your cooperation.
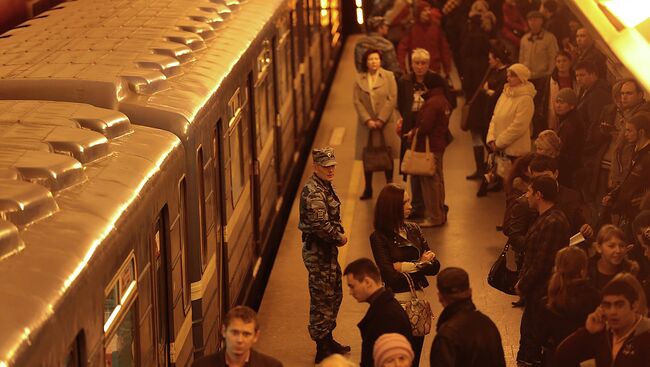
[326,331,351,354]
[315,338,334,364]
[315,333,351,363]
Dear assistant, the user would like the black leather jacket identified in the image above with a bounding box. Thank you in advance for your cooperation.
[370,222,440,293]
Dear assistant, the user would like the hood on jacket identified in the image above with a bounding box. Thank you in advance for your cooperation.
[503,82,537,98]
[415,1,441,25]
[634,317,650,336]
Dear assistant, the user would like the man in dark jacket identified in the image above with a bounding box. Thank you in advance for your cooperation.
[529,155,593,240]
[192,306,283,367]
[575,60,611,144]
[516,175,571,365]
[556,276,650,367]
[429,267,506,367]
[344,258,413,367]
[575,27,607,78]
[604,113,650,234]
[553,88,585,188]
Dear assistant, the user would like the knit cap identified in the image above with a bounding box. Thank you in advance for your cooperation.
[556,88,578,106]
[373,333,414,367]
[508,63,531,82]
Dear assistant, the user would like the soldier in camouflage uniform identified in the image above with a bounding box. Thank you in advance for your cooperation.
[299,147,351,363]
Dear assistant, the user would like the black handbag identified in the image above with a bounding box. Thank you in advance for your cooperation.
[487,242,518,295]
[363,129,394,172]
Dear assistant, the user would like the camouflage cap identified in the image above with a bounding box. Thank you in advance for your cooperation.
[312,147,337,167]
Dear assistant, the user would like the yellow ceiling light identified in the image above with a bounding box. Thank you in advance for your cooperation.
[600,0,650,28]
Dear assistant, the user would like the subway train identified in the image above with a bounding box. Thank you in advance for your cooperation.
[0,0,343,366]
[0,0,647,366]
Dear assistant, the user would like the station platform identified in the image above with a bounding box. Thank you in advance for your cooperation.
[257,36,522,366]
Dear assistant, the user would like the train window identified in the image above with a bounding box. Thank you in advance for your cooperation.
[103,253,138,367]
[197,147,208,269]
[178,178,190,313]
[227,87,250,207]
[276,29,292,104]
[65,332,86,367]
[104,306,137,367]
[229,120,244,204]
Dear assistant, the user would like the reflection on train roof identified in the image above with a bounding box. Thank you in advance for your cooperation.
[0,0,275,129]
[0,100,184,367]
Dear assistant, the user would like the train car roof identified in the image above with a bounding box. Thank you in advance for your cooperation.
[0,0,285,137]
[0,100,183,366]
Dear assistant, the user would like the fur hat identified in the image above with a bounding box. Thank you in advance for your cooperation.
[535,130,562,159]
[556,88,578,106]
[373,333,414,367]
[508,63,531,82]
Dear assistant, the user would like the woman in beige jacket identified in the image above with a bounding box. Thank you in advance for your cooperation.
[353,49,400,200]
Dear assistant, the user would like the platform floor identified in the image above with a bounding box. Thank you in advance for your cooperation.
[257,36,522,366]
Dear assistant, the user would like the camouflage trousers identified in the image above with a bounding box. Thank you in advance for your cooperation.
[302,240,342,341]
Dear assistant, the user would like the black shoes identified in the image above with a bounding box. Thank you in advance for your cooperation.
[466,170,483,180]
[315,333,350,363]
[359,189,372,200]
[512,298,525,308]
[327,332,351,354]
[477,178,488,197]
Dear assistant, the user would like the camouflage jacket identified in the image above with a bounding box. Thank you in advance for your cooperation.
[298,174,344,244]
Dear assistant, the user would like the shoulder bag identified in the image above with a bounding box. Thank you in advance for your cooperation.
[400,273,434,336]
[487,242,518,295]
[400,133,436,176]
[362,129,394,172]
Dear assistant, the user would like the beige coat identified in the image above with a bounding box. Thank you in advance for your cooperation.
[353,68,401,160]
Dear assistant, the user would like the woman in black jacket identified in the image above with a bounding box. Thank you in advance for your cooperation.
[369,183,441,367]
[541,246,600,366]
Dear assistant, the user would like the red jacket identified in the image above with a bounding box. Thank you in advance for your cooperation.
[500,2,528,47]
[414,88,451,153]
[397,7,452,73]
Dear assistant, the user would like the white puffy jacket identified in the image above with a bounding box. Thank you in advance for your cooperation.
[486,82,536,157]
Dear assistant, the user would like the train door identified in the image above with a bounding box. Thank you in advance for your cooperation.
[290,6,305,138]
[308,0,323,106]
[223,85,255,305]
[274,17,296,188]
[295,0,312,133]
[211,121,226,337]
[150,214,172,367]
[252,40,279,251]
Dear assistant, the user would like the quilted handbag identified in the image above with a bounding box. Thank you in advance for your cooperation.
[362,129,394,172]
[400,273,434,336]
[400,134,436,176]
[487,242,518,295]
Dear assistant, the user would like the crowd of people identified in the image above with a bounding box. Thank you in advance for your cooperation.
[191,0,650,366]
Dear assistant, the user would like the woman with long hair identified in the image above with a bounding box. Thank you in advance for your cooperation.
[539,51,576,132]
[541,246,600,365]
[588,224,639,290]
[466,43,511,182]
[369,184,440,366]
[353,49,401,200]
